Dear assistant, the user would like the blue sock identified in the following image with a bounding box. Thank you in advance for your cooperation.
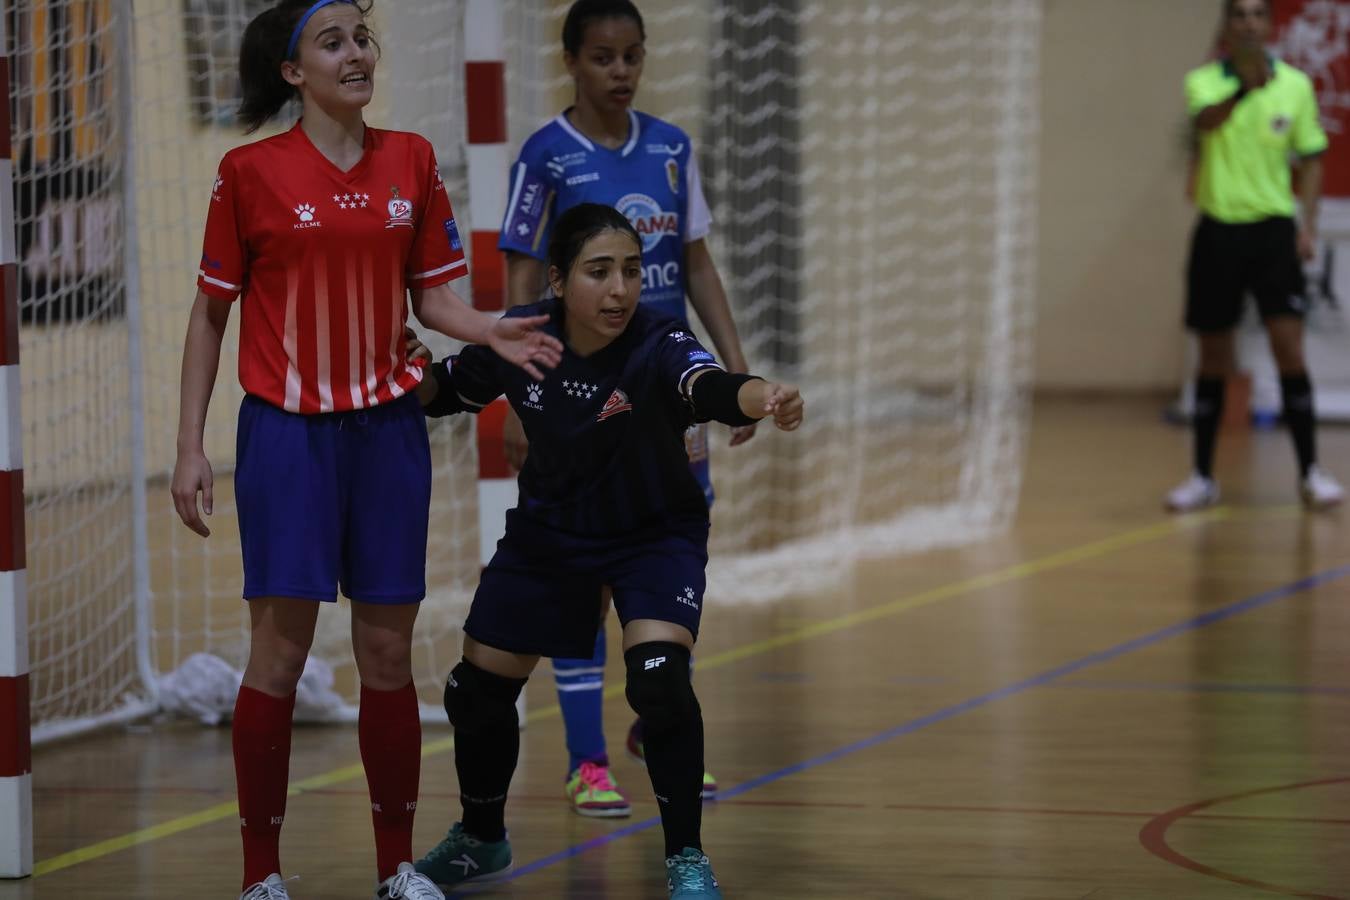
[554,627,607,776]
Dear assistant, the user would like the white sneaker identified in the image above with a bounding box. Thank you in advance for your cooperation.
[240,874,294,900]
[1301,465,1345,509]
[1165,472,1220,512]
[377,862,446,900]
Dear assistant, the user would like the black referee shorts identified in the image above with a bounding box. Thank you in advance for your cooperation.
[1185,215,1307,333]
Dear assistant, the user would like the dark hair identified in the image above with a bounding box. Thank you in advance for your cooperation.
[237,0,374,133]
[561,0,645,56]
[548,204,641,280]
[1223,0,1271,16]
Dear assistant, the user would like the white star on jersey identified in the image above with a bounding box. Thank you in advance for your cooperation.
[333,192,371,210]
[563,380,597,399]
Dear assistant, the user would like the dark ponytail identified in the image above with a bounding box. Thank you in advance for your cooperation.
[548,203,641,280]
[237,0,373,133]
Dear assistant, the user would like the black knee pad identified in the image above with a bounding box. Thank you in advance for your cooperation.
[624,642,698,735]
[443,659,525,735]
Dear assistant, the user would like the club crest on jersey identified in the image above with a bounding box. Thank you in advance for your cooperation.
[666,159,679,194]
[385,186,414,229]
[616,193,679,253]
[597,388,633,422]
[1270,114,1291,135]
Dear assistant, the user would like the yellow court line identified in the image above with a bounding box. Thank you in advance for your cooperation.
[32,507,1235,877]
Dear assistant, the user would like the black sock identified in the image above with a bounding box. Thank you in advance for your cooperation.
[449,665,526,843]
[1192,376,1225,478]
[1280,372,1316,478]
[625,644,704,858]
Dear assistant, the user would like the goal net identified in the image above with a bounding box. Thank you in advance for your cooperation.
[9,0,1038,739]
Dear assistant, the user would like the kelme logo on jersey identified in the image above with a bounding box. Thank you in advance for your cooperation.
[596,389,633,422]
[616,193,679,252]
[524,382,544,412]
[293,203,321,230]
[385,185,414,229]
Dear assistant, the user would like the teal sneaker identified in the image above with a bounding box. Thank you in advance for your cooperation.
[665,847,722,899]
[414,823,512,889]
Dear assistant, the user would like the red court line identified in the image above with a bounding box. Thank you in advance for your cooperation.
[1138,777,1350,900]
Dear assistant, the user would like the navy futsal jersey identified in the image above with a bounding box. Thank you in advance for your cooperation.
[497,109,713,322]
[425,300,723,536]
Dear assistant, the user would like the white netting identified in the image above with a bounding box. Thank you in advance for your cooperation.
[12,0,1037,739]
[501,1,1040,600]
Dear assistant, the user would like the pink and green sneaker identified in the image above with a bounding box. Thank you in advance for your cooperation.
[565,760,632,817]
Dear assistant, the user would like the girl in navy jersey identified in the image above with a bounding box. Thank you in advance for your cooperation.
[411,203,803,899]
[170,3,560,898]
[498,0,746,819]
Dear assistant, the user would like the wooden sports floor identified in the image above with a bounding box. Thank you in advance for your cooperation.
[4,396,1349,898]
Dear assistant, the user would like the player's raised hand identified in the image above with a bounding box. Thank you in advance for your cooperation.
[171,450,215,537]
[761,383,804,432]
[488,314,564,381]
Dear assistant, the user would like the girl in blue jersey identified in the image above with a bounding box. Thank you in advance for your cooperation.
[497,0,749,818]
[412,204,802,898]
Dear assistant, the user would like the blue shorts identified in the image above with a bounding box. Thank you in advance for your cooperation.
[235,394,431,604]
[464,512,710,659]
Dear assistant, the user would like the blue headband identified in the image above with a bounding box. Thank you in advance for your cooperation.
[286,0,356,59]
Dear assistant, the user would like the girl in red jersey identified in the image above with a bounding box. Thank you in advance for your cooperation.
[169,3,560,898]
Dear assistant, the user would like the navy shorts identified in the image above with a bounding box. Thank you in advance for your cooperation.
[464,512,710,659]
[235,393,431,604]
[1186,215,1307,333]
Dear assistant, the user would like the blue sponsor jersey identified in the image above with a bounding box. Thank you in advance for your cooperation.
[498,109,713,323]
[424,300,724,537]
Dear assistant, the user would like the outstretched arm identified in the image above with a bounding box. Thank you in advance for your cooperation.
[411,282,562,380]
[686,369,803,432]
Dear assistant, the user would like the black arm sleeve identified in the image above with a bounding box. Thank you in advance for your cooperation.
[421,360,464,418]
[422,347,503,418]
[689,370,764,426]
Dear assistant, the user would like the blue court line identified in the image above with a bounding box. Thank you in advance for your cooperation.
[1053,679,1350,697]
[450,562,1350,895]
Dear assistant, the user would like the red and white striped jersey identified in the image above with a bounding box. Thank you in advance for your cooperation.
[197,122,468,413]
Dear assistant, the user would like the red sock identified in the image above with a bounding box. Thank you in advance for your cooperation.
[233,686,296,889]
[359,681,422,881]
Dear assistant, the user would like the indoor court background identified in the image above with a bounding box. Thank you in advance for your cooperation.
[4,0,1350,897]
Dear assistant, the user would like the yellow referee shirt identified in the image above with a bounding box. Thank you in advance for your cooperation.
[1185,57,1328,224]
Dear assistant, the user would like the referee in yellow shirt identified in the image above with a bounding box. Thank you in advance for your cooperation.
[1167,0,1344,511]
